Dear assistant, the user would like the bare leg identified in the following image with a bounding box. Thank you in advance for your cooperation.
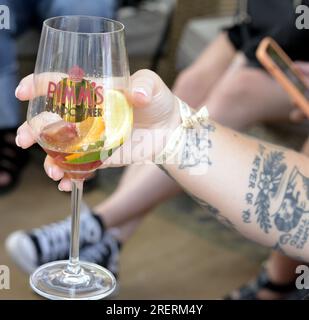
[205,54,294,130]
[94,163,181,229]
[266,251,302,284]
[173,32,236,108]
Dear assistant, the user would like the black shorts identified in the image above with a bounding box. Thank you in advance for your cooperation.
[225,0,309,68]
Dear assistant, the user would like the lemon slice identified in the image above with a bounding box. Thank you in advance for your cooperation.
[103,89,133,150]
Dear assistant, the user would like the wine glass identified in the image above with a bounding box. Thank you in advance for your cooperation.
[27,16,132,300]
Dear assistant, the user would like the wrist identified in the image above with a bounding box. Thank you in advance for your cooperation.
[156,96,181,157]
[155,99,211,173]
[166,97,182,133]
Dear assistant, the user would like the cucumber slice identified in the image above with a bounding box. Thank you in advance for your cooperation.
[66,148,114,164]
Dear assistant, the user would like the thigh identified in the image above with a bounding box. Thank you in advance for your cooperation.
[206,54,293,130]
[173,32,236,109]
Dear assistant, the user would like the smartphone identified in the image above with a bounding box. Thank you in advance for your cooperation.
[257,37,309,118]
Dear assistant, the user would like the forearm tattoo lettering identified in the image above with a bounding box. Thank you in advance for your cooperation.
[243,144,309,251]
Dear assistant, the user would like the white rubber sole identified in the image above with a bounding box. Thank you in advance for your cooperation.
[5,231,38,274]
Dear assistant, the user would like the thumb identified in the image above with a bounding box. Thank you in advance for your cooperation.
[131,69,162,108]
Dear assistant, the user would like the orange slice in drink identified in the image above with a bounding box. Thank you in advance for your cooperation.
[65,103,105,152]
[64,117,105,162]
[78,114,105,147]
[65,90,132,163]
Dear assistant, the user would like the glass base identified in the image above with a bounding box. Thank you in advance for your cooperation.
[30,260,116,300]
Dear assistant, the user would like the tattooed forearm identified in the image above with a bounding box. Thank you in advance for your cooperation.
[242,144,287,233]
[243,144,309,252]
[275,167,309,250]
[179,124,215,170]
[189,193,220,215]
[157,161,236,230]
[156,165,235,229]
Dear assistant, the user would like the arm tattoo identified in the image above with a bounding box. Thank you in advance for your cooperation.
[156,164,231,227]
[158,123,236,231]
[243,144,309,251]
[179,124,215,170]
[242,144,287,233]
[276,167,309,250]
[189,193,236,230]
[255,148,287,233]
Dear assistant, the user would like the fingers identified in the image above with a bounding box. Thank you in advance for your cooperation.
[44,156,72,191]
[16,69,163,107]
[131,69,161,108]
[295,61,309,76]
[15,72,65,101]
[15,74,35,101]
[16,122,36,149]
[58,179,72,192]
[289,109,306,123]
[44,156,64,181]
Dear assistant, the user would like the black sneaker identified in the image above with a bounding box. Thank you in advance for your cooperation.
[5,203,104,274]
[80,231,121,278]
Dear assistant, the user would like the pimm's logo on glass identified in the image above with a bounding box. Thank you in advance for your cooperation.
[46,66,104,122]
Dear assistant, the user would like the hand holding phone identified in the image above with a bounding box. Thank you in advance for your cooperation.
[257,37,309,118]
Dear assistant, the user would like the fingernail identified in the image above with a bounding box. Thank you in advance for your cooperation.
[15,135,21,147]
[15,84,21,98]
[58,184,63,191]
[48,167,53,179]
[133,87,148,97]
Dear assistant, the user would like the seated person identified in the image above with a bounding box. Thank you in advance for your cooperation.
[10,68,309,301]
[6,0,309,299]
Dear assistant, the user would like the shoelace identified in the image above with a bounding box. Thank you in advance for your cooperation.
[80,233,120,275]
[32,213,103,264]
[32,220,70,263]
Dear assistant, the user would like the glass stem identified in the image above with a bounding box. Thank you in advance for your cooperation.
[66,178,84,275]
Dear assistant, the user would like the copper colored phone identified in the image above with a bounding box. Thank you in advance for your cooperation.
[257,37,309,118]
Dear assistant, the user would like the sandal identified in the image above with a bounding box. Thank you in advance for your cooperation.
[224,265,309,300]
[0,129,29,195]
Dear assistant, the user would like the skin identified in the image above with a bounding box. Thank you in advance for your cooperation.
[15,32,309,298]
[16,69,309,266]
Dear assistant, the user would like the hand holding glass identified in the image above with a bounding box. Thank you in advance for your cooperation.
[27,16,132,300]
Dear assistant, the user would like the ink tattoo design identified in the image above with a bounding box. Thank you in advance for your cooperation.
[190,193,236,230]
[276,167,309,250]
[254,149,287,233]
[274,167,309,232]
[244,144,309,251]
[179,124,215,170]
[243,145,287,232]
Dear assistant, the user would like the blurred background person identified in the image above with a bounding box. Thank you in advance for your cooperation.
[0,0,119,194]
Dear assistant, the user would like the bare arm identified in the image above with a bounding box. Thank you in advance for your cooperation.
[16,69,309,261]
[162,116,309,262]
